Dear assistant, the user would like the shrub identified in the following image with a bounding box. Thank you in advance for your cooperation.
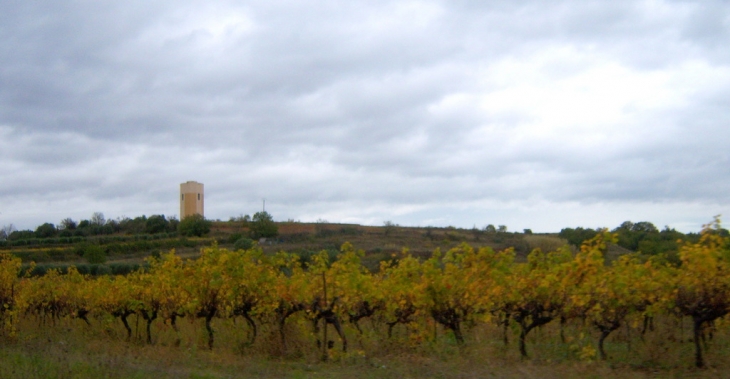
[145,215,169,234]
[178,214,212,237]
[233,237,255,251]
[249,211,278,239]
[228,233,244,244]
[83,244,107,264]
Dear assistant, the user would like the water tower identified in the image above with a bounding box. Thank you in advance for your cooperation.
[180,181,204,219]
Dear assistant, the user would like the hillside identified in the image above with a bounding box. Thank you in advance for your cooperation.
[212,221,545,271]
[1,221,575,274]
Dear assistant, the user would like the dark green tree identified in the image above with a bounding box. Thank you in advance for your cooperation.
[8,230,34,241]
[233,237,255,251]
[60,218,77,230]
[178,214,212,237]
[249,211,278,239]
[612,221,660,251]
[558,227,599,247]
[119,216,147,235]
[35,223,57,238]
[145,214,169,234]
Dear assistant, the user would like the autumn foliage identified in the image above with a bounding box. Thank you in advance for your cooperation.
[1,219,729,368]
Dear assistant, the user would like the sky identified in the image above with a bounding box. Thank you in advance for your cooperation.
[1,0,729,233]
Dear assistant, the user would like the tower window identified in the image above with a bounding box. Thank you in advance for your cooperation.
[198,193,200,200]
[181,194,184,201]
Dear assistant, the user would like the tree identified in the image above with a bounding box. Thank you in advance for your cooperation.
[178,214,212,237]
[674,218,730,368]
[485,224,496,233]
[230,214,251,224]
[119,216,147,235]
[249,211,278,239]
[234,237,255,251]
[167,216,179,233]
[35,223,57,238]
[632,221,659,233]
[559,227,599,247]
[60,218,77,230]
[0,224,15,240]
[8,230,34,241]
[145,215,169,234]
[383,221,396,236]
[497,225,508,233]
[612,220,661,251]
[614,221,634,231]
[91,212,106,226]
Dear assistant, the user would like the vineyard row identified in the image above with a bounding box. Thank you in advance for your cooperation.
[0,219,729,367]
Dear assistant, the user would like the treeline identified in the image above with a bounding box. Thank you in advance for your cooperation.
[1,211,281,246]
[2,213,180,241]
[558,220,728,263]
[0,213,214,247]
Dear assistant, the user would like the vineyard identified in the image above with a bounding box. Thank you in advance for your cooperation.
[1,219,730,375]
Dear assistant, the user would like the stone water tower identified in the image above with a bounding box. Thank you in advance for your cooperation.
[180,181,204,219]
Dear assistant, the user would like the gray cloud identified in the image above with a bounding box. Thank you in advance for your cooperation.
[1,0,729,233]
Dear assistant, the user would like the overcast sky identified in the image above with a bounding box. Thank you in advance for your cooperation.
[1,0,729,233]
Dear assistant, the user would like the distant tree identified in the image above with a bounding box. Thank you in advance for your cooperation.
[233,237,255,251]
[145,214,169,234]
[119,216,147,234]
[178,214,212,237]
[8,230,34,241]
[612,220,660,251]
[614,221,634,231]
[59,218,77,230]
[485,224,497,233]
[106,218,122,233]
[249,211,278,239]
[523,229,533,235]
[0,224,15,240]
[91,212,105,226]
[35,223,57,238]
[230,214,251,223]
[72,220,92,237]
[559,227,599,247]
[631,221,659,233]
[167,216,179,232]
[471,225,482,240]
[383,220,396,236]
[497,225,508,233]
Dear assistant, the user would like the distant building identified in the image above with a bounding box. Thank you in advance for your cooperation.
[180,181,204,219]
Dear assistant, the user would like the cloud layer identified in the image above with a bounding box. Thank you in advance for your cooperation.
[1,0,729,232]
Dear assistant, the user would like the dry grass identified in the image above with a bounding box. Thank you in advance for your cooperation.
[3,313,729,379]
[523,235,569,253]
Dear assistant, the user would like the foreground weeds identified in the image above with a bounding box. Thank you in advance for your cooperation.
[1,317,728,379]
